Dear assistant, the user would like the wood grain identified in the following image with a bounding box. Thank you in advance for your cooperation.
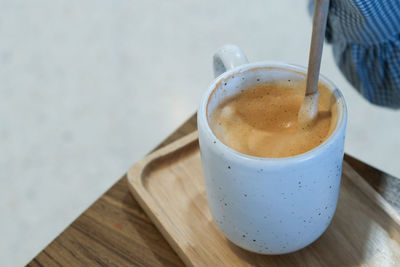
[344,154,400,211]
[29,113,400,266]
[127,131,400,267]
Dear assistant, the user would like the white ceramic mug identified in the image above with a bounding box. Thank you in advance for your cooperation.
[197,45,347,254]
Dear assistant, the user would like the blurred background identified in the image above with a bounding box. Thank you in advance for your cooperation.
[1,0,399,265]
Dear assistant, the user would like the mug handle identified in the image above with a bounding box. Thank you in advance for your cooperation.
[213,44,249,78]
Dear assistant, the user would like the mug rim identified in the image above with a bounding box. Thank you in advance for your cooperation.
[198,61,347,163]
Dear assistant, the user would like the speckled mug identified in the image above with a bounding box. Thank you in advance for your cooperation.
[197,45,347,254]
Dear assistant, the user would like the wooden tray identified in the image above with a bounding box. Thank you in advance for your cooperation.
[127,131,400,266]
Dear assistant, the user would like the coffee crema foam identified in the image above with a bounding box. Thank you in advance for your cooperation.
[209,81,336,158]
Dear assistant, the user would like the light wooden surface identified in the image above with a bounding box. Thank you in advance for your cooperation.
[28,113,400,266]
[127,131,400,267]
[299,0,330,126]
[305,0,330,96]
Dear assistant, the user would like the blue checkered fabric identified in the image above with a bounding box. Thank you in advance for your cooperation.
[310,0,400,108]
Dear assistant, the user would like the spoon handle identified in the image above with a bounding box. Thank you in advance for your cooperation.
[306,0,330,96]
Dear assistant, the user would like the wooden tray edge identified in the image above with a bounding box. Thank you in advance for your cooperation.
[127,131,199,267]
[342,160,400,225]
[126,131,400,266]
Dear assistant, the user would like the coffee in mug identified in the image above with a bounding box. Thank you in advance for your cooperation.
[209,80,337,158]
